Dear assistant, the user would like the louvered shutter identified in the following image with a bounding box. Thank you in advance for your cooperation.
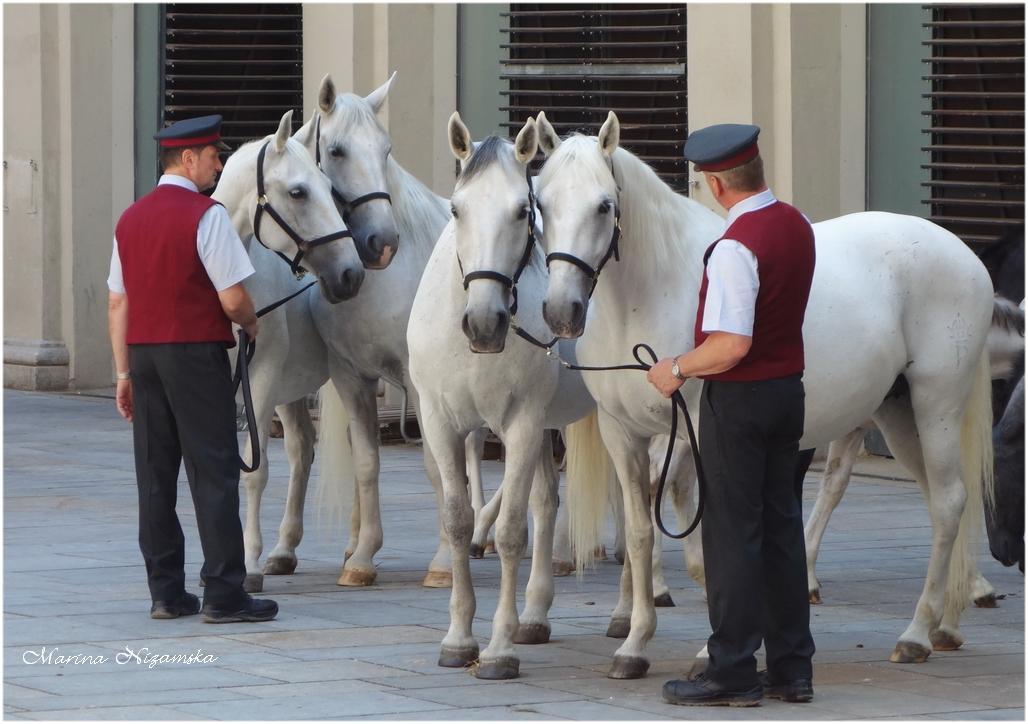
[501,4,688,192]
[163,4,304,155]
[922,4,1025,248]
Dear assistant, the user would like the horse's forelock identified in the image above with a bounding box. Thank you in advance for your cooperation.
[457,136,513,187]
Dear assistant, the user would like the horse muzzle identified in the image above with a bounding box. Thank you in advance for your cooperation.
[542,298,587,339]
[356,230,400,270]
[462,308,510,354]
[319,264,365,303]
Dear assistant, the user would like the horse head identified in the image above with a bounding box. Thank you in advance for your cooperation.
[448,112,538,353]
[215,110,365,303]
[535,111,622,339]
[294,73,400,270]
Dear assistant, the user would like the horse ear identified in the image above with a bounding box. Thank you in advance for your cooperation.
[536,111,561,157]
[364,71,397,115]
[514,118,538,165]
[318,74,336,114]
[274,110,294,153]
[597,111,620,158]
[292,109,317,148]
[448,111,474,164]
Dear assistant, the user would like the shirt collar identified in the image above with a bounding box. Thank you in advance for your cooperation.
[157,174,199,193]
[725,188,777,227]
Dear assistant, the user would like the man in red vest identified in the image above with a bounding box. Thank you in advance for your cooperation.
[107,115,277,623]
[648,124,815,706]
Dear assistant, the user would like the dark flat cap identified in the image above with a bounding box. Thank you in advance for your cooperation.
[683,123,760,172]
[155,114,231,150]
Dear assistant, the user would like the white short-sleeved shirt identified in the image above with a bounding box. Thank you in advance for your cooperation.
[107,174,255,294]
[701,189,778,336]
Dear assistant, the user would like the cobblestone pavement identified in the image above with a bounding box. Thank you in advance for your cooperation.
[4,389,1024,720]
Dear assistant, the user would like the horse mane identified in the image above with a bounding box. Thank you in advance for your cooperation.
[386,156,450,262]
[992,296,1025,336]
[540,135,718,287]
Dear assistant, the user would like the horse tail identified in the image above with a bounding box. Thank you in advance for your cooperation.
[946,349,994,618]
[314,381,356,536]
[565,410,616,575]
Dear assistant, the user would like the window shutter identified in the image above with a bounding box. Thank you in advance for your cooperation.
[922,3,1025,248]
[163,4,304,155]
[501,4,688,192]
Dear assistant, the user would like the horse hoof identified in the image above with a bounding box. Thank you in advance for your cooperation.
[513,623,551,645]
[930,627,964,651]
[890,640,931,664]
[263,556,297,576]
[243,573,263,593]
[469,543,486,559]
[608,655,649,679]
[606,617,631,639]
[974,593,999,608]
[438,646,478,668]
[686,658,708,680]
[809,589,822,605]
[422,570,452,588]
[614,551,625,565]
[338,568,376,586]
[484,540,496,554]
[552,560,575,577]
[593,545,607,560]
[475,656,519,680]
[653,592,675,607]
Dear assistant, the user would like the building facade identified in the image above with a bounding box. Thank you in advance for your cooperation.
[4,3,1023,390]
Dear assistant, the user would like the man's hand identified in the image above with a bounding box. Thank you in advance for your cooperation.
[242,318,258,341]
[116,378,134,421]
[647,357,686,399]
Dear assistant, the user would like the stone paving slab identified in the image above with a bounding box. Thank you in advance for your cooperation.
[3,389,1024,719]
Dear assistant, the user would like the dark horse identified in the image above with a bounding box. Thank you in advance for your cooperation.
[981,225,1024,572]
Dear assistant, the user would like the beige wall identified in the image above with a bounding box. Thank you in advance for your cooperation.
[303,3,458,197]
[3,4,135,390]
[687,4,866,222]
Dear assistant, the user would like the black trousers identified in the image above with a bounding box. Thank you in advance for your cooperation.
[129,342,246,607]
[699,374,815,688]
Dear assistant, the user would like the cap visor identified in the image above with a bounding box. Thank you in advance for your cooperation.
[216,140,231,151]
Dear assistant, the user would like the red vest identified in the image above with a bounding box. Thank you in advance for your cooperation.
[694,200,815,382]
[115,184,234,345]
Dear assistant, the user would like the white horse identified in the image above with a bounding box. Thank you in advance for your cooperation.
[408,114,599,679]
[535,112,994,678]
[211,112,367,592]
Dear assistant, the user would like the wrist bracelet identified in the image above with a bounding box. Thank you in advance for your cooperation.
[116,371,131,380]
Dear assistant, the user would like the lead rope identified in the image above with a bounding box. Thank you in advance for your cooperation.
[233,280,317,472]
[510,331,705,540]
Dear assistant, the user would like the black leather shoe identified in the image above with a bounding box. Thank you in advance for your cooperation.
[663,675,762,707]
[150,592,201,620]
[758,670,814,703]
[202,595,278,624]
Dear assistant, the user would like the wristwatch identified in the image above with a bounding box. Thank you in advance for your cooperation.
[670,356,686,381]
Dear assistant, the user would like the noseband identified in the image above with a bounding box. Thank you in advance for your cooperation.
[253,141,354,279]
[455,169,537,317]
[314,115,393,224]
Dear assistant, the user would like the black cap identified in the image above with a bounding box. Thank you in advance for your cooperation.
[683,123,760,172]
[155,114,231,151]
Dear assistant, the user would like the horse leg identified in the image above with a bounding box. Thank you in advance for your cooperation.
[264,399,315,578]
[345,484,360,563]
[804,425,866,604]
[467,427,496,556]
[419,409,477,668]
[241,405,274,593]
[476,423,543,680]
[334,377,383,587]
[471,484,502,559]
[610,475,627,565]
[552,481,574,576]
[515,434,559,645]
[668,446,705,595]
[598,413,655,680]
[421,435,455,588]
[648,482,673,608]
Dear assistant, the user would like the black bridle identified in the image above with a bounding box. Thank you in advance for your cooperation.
[544,206,622,299]
[455,169,538,317]
[314,115,392,224]
[252,141,354,279]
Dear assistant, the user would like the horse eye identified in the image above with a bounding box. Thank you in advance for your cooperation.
[329,146,345,159]
[289,187,308,200]
[450,204,459,219]
[598,200,612,214]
